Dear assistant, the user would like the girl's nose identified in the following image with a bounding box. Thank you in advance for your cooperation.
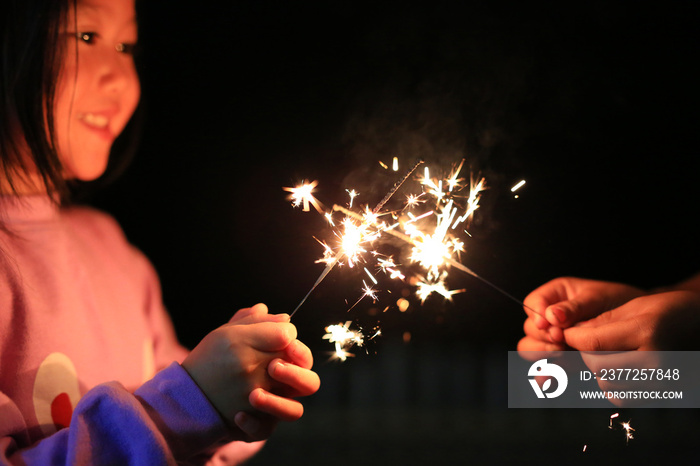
[100,49,138,95]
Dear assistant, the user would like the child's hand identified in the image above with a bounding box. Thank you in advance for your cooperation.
[181,304,319,441]
[518,277,645,354]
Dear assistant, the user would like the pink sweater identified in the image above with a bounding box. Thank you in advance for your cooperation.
[0,196,261,464]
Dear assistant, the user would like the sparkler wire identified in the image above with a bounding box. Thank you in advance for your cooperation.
[371,158,424,214]
[289,159,425,318]
[289,259,337,318]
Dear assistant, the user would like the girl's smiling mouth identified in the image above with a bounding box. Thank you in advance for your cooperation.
[77,112,114,139]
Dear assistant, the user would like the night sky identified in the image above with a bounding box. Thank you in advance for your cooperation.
[87,1,700,464]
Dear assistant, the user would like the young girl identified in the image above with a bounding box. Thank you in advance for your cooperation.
[0,0,320,464]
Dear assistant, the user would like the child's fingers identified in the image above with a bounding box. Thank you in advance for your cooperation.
[268,358,320,397]
[229,303,269,323]
[283,340,314,370]
[232,312,291,326]
[229,303,291,325]
[248,388,305,422]
[239,322,297,352]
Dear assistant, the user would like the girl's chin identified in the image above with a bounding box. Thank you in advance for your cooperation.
[63,163,109,182]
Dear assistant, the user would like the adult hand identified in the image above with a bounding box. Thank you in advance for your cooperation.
[565,291,700,351]
[518,277,645,354]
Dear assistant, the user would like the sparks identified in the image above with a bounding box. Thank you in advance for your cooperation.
[287,158,536,333]
[415,273,464,303]
[283,180,322,213]
[311,160,488,304]
[360,280,378,301]
[608,413,634,445]
[621,420,635,444]
[323,321,365,361]
[446,159,465,192]
[405,192,425,209]
[346,189,359,208]
[377,257,406,280]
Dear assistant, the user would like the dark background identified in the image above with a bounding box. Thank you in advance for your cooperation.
[88,1,699,464]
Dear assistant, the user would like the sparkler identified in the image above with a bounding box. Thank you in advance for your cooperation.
[286,158,535,358]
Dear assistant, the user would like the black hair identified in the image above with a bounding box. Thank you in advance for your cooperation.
[0,0,142,203]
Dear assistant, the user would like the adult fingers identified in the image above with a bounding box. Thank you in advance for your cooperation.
[523,278,577,331]
[524,278,573,318]
[564,317,645,351]
[517,335,566,355]
[543,290,619,329]
[523,316,559,344]
[546,283,646,328]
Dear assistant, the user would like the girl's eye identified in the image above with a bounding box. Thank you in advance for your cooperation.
[76,32,97,44]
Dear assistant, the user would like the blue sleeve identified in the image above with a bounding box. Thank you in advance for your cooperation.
[3,363,231,465]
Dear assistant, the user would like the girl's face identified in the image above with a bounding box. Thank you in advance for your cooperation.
[55,0,140,181]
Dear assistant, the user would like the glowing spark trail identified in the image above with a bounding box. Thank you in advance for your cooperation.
[511,180,526,192]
